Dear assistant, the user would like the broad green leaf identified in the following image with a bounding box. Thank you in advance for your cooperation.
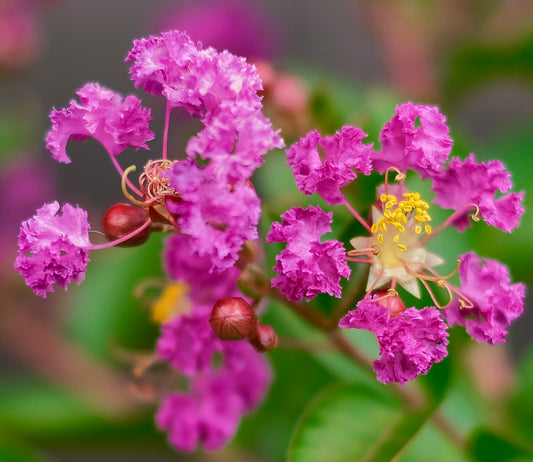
[397,422,469,462]
[0,436,48,462]
[66,234,164,362]
[288,382,434,462]
[469,428,533,462]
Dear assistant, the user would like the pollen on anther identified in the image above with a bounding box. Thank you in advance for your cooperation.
[397,244,407,251]
[377,234,384,244]
[393,234,400,243]
[425,224,432,234]
[415,225,422,234]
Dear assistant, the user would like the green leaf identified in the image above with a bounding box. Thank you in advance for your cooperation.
[288,382,434,462]
[66,234,164,362]
[469,428,533,462]
[0,436,48,462]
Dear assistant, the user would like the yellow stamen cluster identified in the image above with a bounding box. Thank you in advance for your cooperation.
[371,192,432,251]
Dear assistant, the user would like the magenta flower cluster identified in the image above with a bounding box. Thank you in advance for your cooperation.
[270,101,525,385]
[157,236,270,451]
[15,30,282,298]
[14,30,281,452]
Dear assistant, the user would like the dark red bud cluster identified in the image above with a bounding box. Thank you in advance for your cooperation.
[102,203,151,247]
[209,297,278,353]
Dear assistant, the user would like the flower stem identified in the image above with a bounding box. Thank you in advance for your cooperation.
[342,196,372,233]
[162,101,171,160]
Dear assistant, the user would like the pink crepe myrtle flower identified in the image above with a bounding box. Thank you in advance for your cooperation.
[14,202,91,297]
[286,126,373,205]
[165,160,261,272]
[156,227,271,452]
[340,299,449,385]
[432,154,524,233]
[267,206,351,302]
[45,82,154,164]
[444,252,525,345]
[372,102,453,179]
[270,101,525,383]
[156,341,270,452]
[15,30,282,296]
[126,30,283,184]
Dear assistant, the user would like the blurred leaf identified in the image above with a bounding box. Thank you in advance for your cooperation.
[397,422,469,462]
[468,428,533,462]
[66,234,165,362]
[0,379,102,437]
[444,33,533,102]
[288,382,437,462]
[0,436,47,462]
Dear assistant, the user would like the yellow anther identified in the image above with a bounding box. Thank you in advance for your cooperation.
[459,299,467,309]
[377,234,384,244]
[395,223,405,233]
[415,225,422,234]
[383,209,392,219]
[380,222,387,232]
[380,193,387,202]
[397,244,407,251]
[371,223,378,234]
[425,224,432,234]
[393,234,400,243]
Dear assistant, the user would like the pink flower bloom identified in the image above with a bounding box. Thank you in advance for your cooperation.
[157,304,221,377]
[166,160,261,273]
[157,340,270,452]
[372,102,453,178]
[14,201,91,297]
[126,31,282,183]
[156,375,243,452]
[267,206,351,302]
[286,126,372,205]
[444,252,525,344]
[340,300,449,385]
[45,82,154,163]
[164,234,241,305]
[432,154,524,232]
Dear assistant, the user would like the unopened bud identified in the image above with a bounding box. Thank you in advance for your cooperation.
[248,324,278,352]
[375,290,406,317]
[237,263,268,299]
[210,297,257,341]
[103,203,151,246]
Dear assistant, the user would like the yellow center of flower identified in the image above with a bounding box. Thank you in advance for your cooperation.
[151,282,191,323]
[371,192,432,268]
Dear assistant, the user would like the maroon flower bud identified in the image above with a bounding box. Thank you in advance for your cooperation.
[103,203,151,247]
[248,324,278,352]
[209,297,257,341]
[375,290,406,317]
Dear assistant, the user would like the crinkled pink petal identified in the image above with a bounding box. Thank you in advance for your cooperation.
[444,252,525,344]
[157,304,222,377]
[340,300,448,385]
[166,160,261,273]
[164,234,242,305]
[267,206,350,302]
[14,201,91,297]
[373,102,452,178]
[432,154,524,232]
[126,30,283,183]
[286,126,372,204]
[45,82,153,163]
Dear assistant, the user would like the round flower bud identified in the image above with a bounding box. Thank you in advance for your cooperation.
[248,324,278,352]
[375,290,406,317]
[103,203,151,247]
[209,297,257,341]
